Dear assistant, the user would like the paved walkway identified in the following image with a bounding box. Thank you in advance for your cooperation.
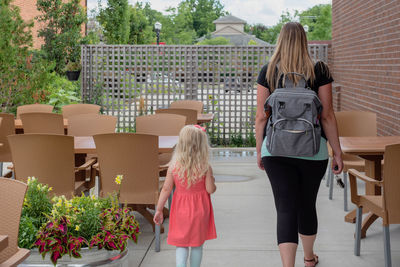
[124,149,400,267]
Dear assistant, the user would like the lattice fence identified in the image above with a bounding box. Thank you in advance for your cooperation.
[81,45,329,144]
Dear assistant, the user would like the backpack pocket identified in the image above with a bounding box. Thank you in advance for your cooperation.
[267,119,319,157]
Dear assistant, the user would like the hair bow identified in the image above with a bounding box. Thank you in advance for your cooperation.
[194,124,206,132]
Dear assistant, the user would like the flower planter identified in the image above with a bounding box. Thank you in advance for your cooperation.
[20,247,128,267]
[66,70,80,81]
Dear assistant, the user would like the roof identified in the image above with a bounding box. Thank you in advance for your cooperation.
[197,33,269,46]
[213,15,247,24]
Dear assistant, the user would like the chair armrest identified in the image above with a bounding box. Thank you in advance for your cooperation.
[93,162,99,171]
[0,247,30,267]
[159,164,169,172]
[74,158,97,172]
[348,169,382,186]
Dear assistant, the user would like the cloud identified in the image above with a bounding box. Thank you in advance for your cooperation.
[87,0,331,26]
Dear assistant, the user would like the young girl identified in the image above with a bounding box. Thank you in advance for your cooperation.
[154,124,217,267]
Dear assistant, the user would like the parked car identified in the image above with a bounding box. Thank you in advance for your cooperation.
[147,72,181,86]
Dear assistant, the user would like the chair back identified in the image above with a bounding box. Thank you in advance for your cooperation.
[0,113,15,162]
[155,108,197,125]
[20,113,64,135]
[335,111,377,161]
[0,178,27,264]
[136,114,185,136]
[62,104,101,119]
[335,111,377,137]
[16,104,53,119]
[382,144,400,224]
[68,114,117,136]
[8,134,76,198]
[170,100,203,114]
[93,133,159,205]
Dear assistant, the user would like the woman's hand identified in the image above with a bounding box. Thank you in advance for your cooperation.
[257,154,264,170]
[153,210,164,225]
[331,152,343,174]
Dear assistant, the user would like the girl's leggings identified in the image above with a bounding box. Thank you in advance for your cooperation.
[262,156,328,245]
[176,246,203,267]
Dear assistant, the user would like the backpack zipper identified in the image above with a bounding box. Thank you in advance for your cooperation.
[272,91,322,103]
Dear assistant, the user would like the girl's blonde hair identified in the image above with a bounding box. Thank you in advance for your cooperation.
[266,22,315,92]
[172,125,209,187]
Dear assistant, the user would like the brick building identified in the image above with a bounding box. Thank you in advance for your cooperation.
[13,0,87,49]
[331,0,400,135]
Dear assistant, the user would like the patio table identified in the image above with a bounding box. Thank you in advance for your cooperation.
[340,136,400,238]
[0,235,8,252]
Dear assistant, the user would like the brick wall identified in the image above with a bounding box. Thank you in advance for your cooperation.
[13,0,87,49]
[331,0,400,135]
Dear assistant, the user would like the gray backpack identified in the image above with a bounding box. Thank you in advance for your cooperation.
[264,72,322,157]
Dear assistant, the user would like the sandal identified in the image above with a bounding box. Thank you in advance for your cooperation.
[304,254,319,267]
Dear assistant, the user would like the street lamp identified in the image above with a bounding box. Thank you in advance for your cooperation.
[304,25,309,33]
[154,22,162,45]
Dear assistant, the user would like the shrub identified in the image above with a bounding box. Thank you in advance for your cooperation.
[46,74,81,112]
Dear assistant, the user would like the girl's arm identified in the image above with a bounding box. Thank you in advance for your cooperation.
[318,82,344,174]
[153,166,174,225]
[205,165,216,194]
[255,84,270,170]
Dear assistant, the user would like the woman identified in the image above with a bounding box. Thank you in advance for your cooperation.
[255,22,343,267]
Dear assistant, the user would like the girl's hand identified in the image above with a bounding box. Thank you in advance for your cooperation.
[257,154,264,170]
[153,210,164,225]
[332,153,343,174]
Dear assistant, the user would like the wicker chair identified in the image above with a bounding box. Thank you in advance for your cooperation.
[0,178,30,266]
[61,104,100,119]
[0,114,15,177]
[327,110,377,211]
[93,133,162,252]
[16,104,53,119]
[8,134,96,198]
[67,114,117,136]
[350,144,400,267]
[170,100,203,114]
[155,108,197,125]
[20,113,65,135]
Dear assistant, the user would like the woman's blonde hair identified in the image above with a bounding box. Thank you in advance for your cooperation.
[172,125,209,187]
[266,22,315,92]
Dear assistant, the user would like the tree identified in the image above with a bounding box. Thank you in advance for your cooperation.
[0,0,54,113]
[36,0,86,73]
[97,0,130,44]
[128,3,154,44]
[299,4,331,40]
[196,36,231,45]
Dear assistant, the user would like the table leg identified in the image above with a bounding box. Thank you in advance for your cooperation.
[75,153,87,182]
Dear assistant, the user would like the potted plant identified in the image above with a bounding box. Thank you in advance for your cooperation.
[19,176,140,266]
[64,61,81,81]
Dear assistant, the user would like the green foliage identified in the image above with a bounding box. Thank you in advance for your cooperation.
[98,0,131,44]
[247,39,258,45]
[128,3,154,44]
[46,74,81,113]
[299,4,332,40]
[196,36,231,45]
[245,4,332,44]
[64,61,81,72]
[18,177,53,249]
[36,0,86,74]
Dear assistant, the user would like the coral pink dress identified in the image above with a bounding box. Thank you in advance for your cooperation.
[167,168,217,247]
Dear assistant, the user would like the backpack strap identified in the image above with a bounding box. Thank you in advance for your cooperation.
[282,72,309,89]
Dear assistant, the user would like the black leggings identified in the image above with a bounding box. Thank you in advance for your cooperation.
[262,156,328,245]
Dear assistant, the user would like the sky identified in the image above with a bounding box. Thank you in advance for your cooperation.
[87,0,331,26]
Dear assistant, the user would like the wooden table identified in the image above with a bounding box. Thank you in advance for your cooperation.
[340,136,400,237]
[197,113,214,124]
[74,136,179,154]
[0,235,8,252]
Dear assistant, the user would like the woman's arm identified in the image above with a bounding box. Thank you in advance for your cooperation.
[255,84,270,170]
[318,83,343,174]
[205,165,216,194]
[153,167,175,225]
